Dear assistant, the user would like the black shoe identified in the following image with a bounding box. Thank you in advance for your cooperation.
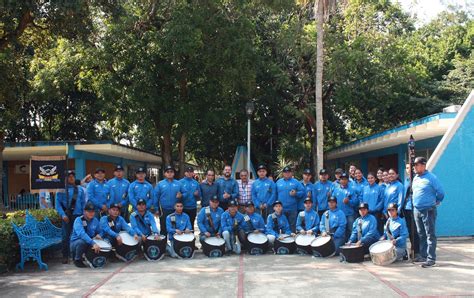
[74,260,87,268]
[413,256,426,263]
[421,261,436,268]
[403,255,409,261]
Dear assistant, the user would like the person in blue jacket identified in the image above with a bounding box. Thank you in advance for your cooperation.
[216,165,239,210]
[265,201,295,246]
[197,196,224,242]
[352,169,368,211]
[411,157,445,268]
[86,168,110,218]
[383,168,405,216]
[166,201,193,258]
[331,168,344,192]
[100,203,138,252]
[296,198,320,235]
[251,164,276,220]
[130,198,160,241]
[348,203,380,254]
[402,163,420,258]
[240,201,266,250]
[312,169,332,217]
[276,166,305,233]
[361,172,384,234]
[128,167,154,211]
[154,165,186,237]
[107,165,130,221]
[56,170,86,264]
[331,172,359,242]
[221,200,245,254]
[70,202,103,268]
[299,168,313,212]
[180,166,201,228]
[380,203,408,261]
[319,197,347,255]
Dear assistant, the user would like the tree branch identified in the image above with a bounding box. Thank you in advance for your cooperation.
[0,10,34,51]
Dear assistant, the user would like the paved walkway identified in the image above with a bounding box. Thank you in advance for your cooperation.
[1,238,472,297]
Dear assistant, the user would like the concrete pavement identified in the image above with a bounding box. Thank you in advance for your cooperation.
[1,238,472,297]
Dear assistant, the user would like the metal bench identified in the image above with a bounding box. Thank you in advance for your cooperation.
[11,210,62,270]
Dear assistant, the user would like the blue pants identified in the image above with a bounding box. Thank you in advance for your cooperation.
[61,215,78,258]
[345,215,355,242]
[283,210,297,233]
[414,206,437,262]
[70,239,89,261]
[334,237,345,255]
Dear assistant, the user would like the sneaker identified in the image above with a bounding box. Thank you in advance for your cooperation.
[413,256,427,263]
[421,261,436,268]
[74,260,87,268]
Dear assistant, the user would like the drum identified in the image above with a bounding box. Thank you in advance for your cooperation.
[202,237,226,257]
[115,231,140,262]
[311,236,336,257]
[369,240,397,266]
[340,244,365,263]
[84,239,112,269]
[173,233,196,258]
[273,234,296,255]
[295,234,316,255]
[247,232,268,255]
[143,235,167,261]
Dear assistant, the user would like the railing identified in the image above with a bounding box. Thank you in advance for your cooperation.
[1,193,41,211]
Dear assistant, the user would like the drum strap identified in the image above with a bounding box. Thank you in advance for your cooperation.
[108,216,119,233]
[65,186,78,217]
[205,207,215,233]
[244,215,254,230]
[299,211,305,229]
[386,219,393,239]
[232,218,238,233]
[272,213,280,234]
[357,219,362,241]
[171,214,176,229]
[324,211,331,234]
[135,212,147,229]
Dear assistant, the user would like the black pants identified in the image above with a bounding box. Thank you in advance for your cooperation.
[237,230,248,250]
[370,212,384,235]
[184,208,197,230]
[61,215,78,258]
[160,209,174,237]
[220,201,228,211]
[404,209,420,255]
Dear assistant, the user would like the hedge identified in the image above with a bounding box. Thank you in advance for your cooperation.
[0,209,61,272]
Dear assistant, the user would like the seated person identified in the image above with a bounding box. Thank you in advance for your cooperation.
[265,201,295,245]
[70,202,104,268]
[319,197,347,255]
[221,200,245,255]
[296,197,320,235]
[197,196,224,243]
[240,201,266,250]
[130,198,160,241]
[380,202,409,261]
[166,201,193,258]
[100,203,138,248]
[347,203,380,254]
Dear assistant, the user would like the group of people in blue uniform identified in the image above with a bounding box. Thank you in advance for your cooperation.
[58,156,444,269]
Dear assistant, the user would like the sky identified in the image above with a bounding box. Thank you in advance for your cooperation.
[396,0,473,25]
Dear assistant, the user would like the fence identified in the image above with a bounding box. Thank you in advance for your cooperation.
[1,193,41,211]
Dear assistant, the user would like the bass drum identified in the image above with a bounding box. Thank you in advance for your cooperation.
[202,237,226,257]
[84,239,112,269]
[173,233,196,259]
[274,234,296,255]
[295,234,316,255]
[247,232,268,255]
[369,240,397,266]
[143,235,167,261]
[340,245,365,263]
[115,231,139,262]
[310,236,336,257]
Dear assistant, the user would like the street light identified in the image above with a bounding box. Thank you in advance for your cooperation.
[245,102,255,178]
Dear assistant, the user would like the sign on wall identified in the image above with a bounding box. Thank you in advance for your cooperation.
[15,164,29,174]
[30,156,66,193]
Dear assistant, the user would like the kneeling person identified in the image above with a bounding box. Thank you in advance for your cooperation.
[240,202,266,250]
[265,201,294,245]
[319,197,347,255]
[197,196,224,242]
[296,198,320,235]
[380,203,408,261]
[166,201,193,258]
[348,203,380,254]
[221,200,245,254]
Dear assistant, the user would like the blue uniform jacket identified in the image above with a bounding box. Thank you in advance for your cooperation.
[55,185,86,217]
[221,210,245,233]
[180,177,201,209]
[298,180,313,211]
[70,216,102,245]
[199,180,218,207]
[412,171,445,211]
[319,209,347,239]
[216,177,239,203]
[383,216,408,249]
[100,215,136,239]
[154,179,186,211]
[383,181,405,214]
[251,177,276,207]
[166,212,192,238]
[241,212,266,233]
[296,209,320,233]
[107,177,130,208]
[362,183,384,213]
[331,184,359,216]
[87,179,110,211]
[403,178,413,210]
[130,210,159,236]
[197,206,224,235]
[265,213,291,237]
[128,180,154,210]
[276,178,305,211]
[349,214,380,244]
[312,181,332,211]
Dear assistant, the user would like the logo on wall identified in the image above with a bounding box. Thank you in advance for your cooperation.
[30,156,66,192]
[38,165,59,181]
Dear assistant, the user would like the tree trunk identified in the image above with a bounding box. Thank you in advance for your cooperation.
[0,131,4,207]
[314,0,325,172]
[178,133,187,179]
[160,129,173,168]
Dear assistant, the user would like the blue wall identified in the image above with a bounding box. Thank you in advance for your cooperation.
[432,106,474,236]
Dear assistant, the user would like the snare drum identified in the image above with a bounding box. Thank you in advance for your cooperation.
[115,231,139,262]
[247,232,268,255]
[85,239,112,268]
[295,234,316,255]
[143,235,166,261]
[202,237,226,257]
[340,244,365,263]
[173,233,196,258]
[274,234,296,255]
[310,236,336,257]
[369,240,397,266]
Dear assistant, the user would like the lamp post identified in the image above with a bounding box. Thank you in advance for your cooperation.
[245,102,255,178]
